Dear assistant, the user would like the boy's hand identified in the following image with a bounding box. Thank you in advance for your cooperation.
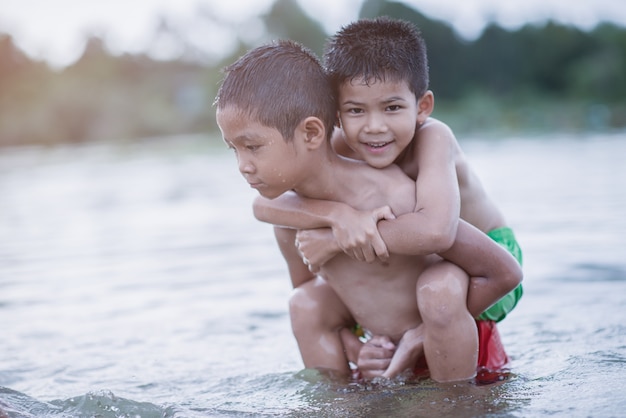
[382,325,425,379]
[332,206,395,263]
[356,335,396,378]
[295,228,341,272]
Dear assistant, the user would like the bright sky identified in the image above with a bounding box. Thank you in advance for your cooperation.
[1,0,625,67]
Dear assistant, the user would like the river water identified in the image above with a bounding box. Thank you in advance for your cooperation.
[1,133,625,417]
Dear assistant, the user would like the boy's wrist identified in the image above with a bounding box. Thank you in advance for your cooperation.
[328,202,355,230]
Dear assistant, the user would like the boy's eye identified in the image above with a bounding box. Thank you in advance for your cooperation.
[387,104,402,111]
[346,107,364,115]
[246,144,261,151]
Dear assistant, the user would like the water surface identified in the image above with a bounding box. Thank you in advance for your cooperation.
[1,133,625,417]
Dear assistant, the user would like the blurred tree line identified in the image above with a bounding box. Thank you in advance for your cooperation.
[1,0,625,147]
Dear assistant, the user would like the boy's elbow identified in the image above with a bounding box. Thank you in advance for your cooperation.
[505,258,523,290]
[428,228,456,254]
[252,196,269,222]
[515,264,524,286]
[431,217,460,253]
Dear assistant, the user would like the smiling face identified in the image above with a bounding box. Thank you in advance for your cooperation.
[338,77,419,169]
[217,106,305,199]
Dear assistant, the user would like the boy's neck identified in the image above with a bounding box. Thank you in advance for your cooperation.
[293,150,365,202]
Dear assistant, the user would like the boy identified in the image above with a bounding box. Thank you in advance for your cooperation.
[215,39,522,381]
[253,17,524,378]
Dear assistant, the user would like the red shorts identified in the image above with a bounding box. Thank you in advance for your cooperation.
[413,320,510,383]
[476,319,509,371]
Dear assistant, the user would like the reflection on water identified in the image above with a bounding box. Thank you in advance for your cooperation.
[1,133,625,417]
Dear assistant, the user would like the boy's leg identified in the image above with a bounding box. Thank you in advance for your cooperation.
[417,260,478,382]
[289,276,355,374]
[477,226,524,322]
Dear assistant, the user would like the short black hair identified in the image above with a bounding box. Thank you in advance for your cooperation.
[215,40,336,141]
[324,17,429,99]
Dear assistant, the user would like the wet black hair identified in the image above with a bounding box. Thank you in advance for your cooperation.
[324,17,429,99]
[215,40,336,141]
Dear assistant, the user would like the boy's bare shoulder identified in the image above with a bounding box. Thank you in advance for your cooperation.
[400,118,459,171]
[395,118,464,178]
[417,118,462,156]
[417,118,457,143]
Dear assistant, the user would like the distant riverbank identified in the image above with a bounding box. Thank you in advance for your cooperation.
[436,94,625,138]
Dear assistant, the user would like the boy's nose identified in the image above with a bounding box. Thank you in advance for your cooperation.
[237,157,254,174]
[364,113,388,133]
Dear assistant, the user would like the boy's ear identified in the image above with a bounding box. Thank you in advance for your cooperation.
[299,116,326,149]
[417,90,434,124]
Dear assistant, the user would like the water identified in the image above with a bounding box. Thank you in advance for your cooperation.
[1,133,625,417]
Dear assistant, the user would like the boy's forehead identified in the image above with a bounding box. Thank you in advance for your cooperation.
[217,105,257,127]
[217,104,249,119]
[217,106,256,134]
[339,77,415,99]
[217,106,280,140]
[344,75,410,89]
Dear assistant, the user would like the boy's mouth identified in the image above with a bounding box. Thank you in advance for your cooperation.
[364,140,393,149]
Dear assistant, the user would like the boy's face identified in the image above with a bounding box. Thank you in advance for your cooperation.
[217,106,304,199]
[338,77,418,168]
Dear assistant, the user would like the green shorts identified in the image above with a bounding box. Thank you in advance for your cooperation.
[477,227,524,322]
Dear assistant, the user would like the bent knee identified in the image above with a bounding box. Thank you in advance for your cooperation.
[289,286,321,318]
[417,263,469,327]
[289,278,351,332]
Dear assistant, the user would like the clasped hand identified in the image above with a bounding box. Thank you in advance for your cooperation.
[295,205,395,272]
[357,324,425,379]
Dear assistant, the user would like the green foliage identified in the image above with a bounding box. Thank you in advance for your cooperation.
[1,0,625,147]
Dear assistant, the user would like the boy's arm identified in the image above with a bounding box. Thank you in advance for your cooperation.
[254,193,394,262]
[273,225,316,288]
[254,192,348,230]
[377,122,462,255]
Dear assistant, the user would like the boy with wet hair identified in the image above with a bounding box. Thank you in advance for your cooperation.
[253,17,523,378]
[215,39,522,382]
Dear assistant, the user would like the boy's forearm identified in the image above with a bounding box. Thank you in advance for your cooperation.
[376,212,458,256]
[253,192,351,230]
